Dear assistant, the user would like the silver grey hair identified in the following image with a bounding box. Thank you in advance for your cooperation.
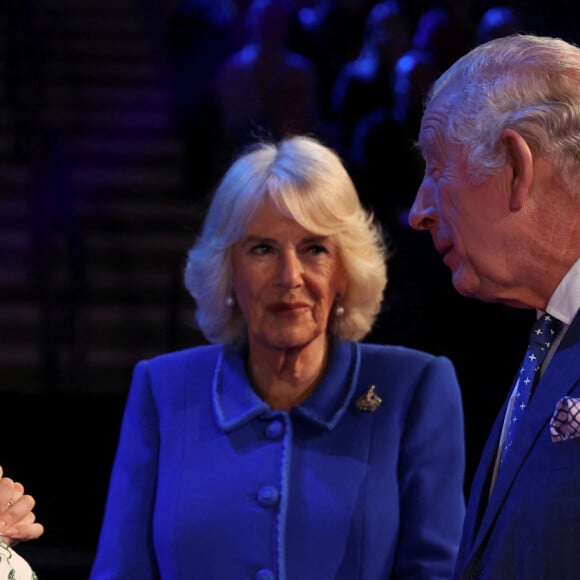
[424,34,580,187]
[184,135,388,344]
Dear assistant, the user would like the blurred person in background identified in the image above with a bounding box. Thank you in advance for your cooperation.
[475,5,523,45]
[212,0,320,175]
[330,0,411,155]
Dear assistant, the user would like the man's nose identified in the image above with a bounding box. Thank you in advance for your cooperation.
[408,180,437,231]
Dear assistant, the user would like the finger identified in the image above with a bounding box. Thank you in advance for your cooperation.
[0,494,35,531]
[0,482,24,513]
[0,521,45,547]
[0,478,24,511]
[8,511,34,527]
[0,476,16,510]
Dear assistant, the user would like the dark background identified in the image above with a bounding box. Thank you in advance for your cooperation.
[1,0,578,577]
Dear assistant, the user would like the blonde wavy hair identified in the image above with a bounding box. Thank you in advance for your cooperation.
[184,135,388,344]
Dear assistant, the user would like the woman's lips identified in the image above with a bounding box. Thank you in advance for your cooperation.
[268,302,309,314]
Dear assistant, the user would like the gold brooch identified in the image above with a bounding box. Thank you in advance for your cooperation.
[355,385,382,412]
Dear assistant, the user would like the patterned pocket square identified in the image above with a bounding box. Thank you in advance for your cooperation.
[550,396,580,442]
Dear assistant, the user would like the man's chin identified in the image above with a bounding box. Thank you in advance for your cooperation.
[451,272,481,300]
[451,276,516,306]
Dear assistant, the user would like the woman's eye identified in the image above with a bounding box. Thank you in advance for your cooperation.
[249,243,272,255]
[308,244,328,255]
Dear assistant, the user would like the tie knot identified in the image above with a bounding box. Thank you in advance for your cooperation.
[529,313,562,351]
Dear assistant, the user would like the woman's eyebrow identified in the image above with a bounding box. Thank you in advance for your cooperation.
[239,235,276,246]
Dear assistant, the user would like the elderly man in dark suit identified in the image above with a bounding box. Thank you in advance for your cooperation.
[409,33,580,580]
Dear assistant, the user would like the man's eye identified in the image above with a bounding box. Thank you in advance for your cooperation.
[425,164,440,177]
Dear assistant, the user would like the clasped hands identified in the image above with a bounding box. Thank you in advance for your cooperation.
[0,466,44,547]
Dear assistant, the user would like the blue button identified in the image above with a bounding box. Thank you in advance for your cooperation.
[257,486,279,507]
[255,569,275,580]
[265,420,284,440]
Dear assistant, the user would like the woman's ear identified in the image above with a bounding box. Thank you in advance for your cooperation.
[501,129,533,211]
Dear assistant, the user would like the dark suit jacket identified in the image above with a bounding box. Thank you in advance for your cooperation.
[454,309,580,580]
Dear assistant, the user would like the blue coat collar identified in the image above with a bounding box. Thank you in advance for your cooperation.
[213,341,360,432]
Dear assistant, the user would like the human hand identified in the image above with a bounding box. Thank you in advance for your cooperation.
[0,466,44,547]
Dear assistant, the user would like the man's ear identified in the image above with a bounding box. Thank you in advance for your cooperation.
[501,129,533,211]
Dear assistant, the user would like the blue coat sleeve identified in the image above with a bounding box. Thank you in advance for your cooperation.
[395,354,466,579]
[90,360,161,579]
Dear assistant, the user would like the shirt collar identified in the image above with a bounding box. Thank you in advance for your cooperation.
[545,256,580,325]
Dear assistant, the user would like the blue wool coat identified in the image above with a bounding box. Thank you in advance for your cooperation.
[90,341,465,579]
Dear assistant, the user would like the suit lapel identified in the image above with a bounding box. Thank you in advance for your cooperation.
[458,398,506,554]
[466,310,580,561]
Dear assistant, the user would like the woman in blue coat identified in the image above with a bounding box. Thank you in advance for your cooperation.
[90,135,465,579]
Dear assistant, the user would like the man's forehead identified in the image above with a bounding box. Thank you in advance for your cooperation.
[418,97,453,153]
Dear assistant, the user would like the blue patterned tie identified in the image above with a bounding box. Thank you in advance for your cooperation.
[501,313,563,465]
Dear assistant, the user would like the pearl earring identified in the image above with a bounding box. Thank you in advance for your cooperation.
[335,304,345,317]
[225,295,234,308]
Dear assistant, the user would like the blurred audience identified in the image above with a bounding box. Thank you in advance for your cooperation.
[348,47,437,222]
[289,0,378,120]
[330,0,411,155]
[410,4,472,75]
[348,47,440,351]
[212,0,321,183]
[475,5,523,45]
[167,0,241,198]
